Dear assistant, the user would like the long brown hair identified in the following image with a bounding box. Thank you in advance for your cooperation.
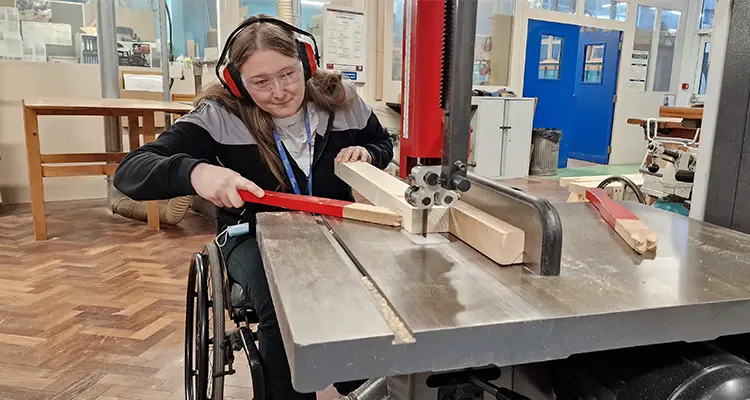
[196,16,349,188]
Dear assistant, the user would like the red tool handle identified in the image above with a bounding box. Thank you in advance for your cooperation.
[238,190,352,218]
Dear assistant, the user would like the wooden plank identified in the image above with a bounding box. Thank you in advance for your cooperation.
[40,152,127,164]
[342,203,402,227]
[23,98,194,114]
[585,188,657,254]
[449,201,525,265]
[238,190,402,227]
[335,161,524,265]
[23,104,47,240]
[659,106,703,120]
[42,164,118,177]
[334,161,449,233]
[627,117,686,129]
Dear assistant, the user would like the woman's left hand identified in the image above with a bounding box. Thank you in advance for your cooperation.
[336,146,372,163]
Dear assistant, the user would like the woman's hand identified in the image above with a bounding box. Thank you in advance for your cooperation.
[190,163,264,208]
[336,146,372,163]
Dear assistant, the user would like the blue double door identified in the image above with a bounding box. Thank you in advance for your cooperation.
[523,20,622,166]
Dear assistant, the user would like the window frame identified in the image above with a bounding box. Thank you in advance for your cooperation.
[692,32,711,103]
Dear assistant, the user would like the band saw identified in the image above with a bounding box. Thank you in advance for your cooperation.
[254,1,750,398]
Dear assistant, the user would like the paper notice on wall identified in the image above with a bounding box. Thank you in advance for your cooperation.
[322,7,366,83]
[123,74,163,93]
[21,20,72,46]
[628,80,646,91]
[628,50,649,92]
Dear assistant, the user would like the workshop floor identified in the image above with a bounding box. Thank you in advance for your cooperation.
[0,174,585,399]
[551,159,641,180]
[0,200,256,400]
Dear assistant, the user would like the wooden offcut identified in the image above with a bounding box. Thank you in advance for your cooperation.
[585,188,657,254]
[449,201,525,265]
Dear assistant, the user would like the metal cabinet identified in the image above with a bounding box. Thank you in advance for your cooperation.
[470,96,535,180]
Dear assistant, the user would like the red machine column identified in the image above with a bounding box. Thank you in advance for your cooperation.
[398,0,446,179]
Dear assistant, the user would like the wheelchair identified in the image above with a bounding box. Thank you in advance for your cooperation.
[184,240,265,400]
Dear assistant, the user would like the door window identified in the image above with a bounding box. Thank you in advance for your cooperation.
[539,34,562,80]
[700,0,716,29]
[582,44,605,84]
[653,9,681,91]
[696,37,711,96]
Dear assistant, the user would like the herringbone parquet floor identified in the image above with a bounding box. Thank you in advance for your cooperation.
[0,199,256,400]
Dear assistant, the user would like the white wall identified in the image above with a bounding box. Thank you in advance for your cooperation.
[0,61,212,204]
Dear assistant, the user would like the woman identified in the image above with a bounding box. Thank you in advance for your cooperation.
[113,15,393,399]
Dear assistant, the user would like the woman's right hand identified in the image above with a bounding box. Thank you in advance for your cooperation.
[190,163,264,208]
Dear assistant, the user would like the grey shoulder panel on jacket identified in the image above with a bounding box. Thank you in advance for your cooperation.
[175,100,257,145]
[332,80,373,132]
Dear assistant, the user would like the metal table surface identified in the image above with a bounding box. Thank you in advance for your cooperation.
[256,202,750,393]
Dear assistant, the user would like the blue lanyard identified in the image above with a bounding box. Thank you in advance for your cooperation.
[272,105,313,196]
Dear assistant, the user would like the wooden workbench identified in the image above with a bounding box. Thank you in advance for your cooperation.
[627,105,704,142]
[626,117,700,141]
[22,98,194,240]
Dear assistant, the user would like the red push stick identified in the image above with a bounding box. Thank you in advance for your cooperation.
[238,190,402,227]
[585,188,658,254]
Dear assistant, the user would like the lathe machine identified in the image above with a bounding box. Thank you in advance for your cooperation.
[254,0,750,399]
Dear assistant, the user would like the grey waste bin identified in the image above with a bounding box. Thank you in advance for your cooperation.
[529,128,562,176]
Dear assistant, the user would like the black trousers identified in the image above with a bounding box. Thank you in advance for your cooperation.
[225,237,365,399]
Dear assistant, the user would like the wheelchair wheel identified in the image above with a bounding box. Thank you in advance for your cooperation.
[205,242,227,400]
[185,243,227,400]
[185,252,209,400]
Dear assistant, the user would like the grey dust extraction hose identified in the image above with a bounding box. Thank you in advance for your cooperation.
[111,195,194,226]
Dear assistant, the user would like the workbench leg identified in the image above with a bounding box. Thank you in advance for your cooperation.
[127,115,140,151]
[23,107,47,240]
[141,112,160,231]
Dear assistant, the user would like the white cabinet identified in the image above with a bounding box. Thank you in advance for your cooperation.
[469,96,535,180]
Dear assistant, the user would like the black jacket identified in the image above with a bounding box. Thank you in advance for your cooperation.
[113,81,394,236]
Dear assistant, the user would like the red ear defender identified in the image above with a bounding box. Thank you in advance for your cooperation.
[216,17,321,97]
[222,63,252,100]
[222,66,243,98]
[303,42,317,77]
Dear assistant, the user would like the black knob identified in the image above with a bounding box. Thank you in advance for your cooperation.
[452,175,471,192]
[424,172,440,186]
[422,197,432,206]
[648,163,660,173]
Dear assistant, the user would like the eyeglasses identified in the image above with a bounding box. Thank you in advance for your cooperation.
[243,66,302,92]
